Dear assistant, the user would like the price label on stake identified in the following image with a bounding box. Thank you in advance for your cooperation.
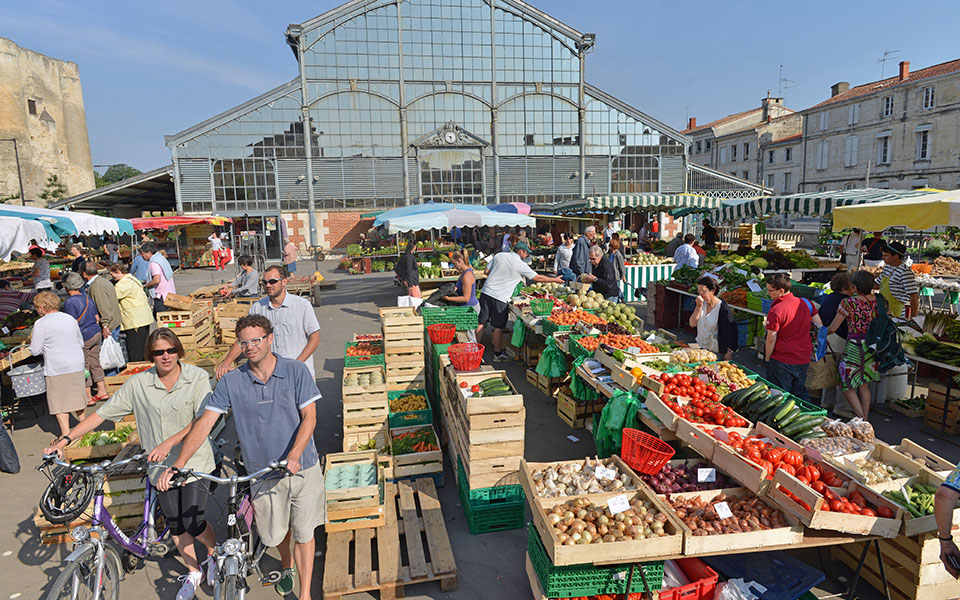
[595,466,616,481]
[713,501,734,520]
[608,494,630,515]
[1,326,8,334]
[747,280,763,292]
[698,468,716,482]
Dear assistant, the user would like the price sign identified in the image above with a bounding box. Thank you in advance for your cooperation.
[607,494,630,515]
[697,468,717,483]
[460,387,474,400]
[595,466,617,481]
[703,272,720,281]
[698,374,710,384]
[441,262,450,269]
[0,327,8,335]
[627,347,643,355]
[747,280,763,292]
[420,262,432,268]
[734,268,748,276]
[713,501,734,520]
[752,583,768,593]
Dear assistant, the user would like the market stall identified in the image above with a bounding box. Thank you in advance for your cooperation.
[0,217,59,260]
[130,215,233,269]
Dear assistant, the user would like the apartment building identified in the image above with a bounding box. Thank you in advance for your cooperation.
[800,59,960,192]
[683,96,799,188]
[759,133,802,195]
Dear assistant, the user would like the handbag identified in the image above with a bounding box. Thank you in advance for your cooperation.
[807,345,840,390]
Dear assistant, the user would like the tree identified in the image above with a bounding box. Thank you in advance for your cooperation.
[95,164,142,188]
[38,174,66,206]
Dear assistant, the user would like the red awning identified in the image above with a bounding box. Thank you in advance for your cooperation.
[130,216,233,230]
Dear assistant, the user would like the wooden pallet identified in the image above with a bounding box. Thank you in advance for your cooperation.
[322,478,457,600]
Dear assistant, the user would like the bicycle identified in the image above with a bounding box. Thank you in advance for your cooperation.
[38,453,172,600]
[169,461,289,600]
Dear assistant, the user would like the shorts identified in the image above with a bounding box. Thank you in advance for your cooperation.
[157,480,210,537]
[286,261,297,273]
[478,294,509,330]
[250,463,325,547]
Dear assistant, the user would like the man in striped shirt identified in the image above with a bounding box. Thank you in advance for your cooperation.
[0,281,35,319]
[877,241,919,318]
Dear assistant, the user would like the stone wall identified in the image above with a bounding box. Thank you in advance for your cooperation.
[0,37,94,205]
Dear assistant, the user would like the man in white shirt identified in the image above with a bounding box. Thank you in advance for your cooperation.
[478,242,563,361]
[673,234,700,269]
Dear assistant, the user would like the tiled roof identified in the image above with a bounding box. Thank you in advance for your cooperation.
[713,112,799,139]
[682,107,763,134]
[762,133,802,147]
[811,58,960,108]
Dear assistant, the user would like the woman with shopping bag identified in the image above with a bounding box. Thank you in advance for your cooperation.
[827,271,882,420]
[62,273,109,405]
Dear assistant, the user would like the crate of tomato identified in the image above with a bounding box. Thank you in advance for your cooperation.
[709,423,806,494]
[344,341,384,368]
[645,373,751,432]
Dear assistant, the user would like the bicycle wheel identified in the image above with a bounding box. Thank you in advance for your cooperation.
[39,470,94,524]
[44,545,120,600]
[222,573,243,600]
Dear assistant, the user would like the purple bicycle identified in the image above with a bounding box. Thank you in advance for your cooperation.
[38,453,171,600]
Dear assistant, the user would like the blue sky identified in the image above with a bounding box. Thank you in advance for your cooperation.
[3,0,959,172]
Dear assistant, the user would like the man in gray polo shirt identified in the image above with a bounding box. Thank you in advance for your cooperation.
[216,264,320,379]
[160,314,323,599]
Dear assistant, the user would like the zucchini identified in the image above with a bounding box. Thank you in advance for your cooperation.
[796,430,827,441]
[752,395,781,418]
[777,406,803,428]
[773,399,795,422]
[782,415,826,437]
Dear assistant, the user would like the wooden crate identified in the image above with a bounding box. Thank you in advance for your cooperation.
[384,348,426,368]
[390,425,442,479]
[664,488,804,556]
[342,365,387,404]
[157,307,212,329]
[708,422,801,492]
[342,422,387,453]
[877,469,956,537]
[216,302,251,319]
[527,486,685,566]
[343,396,389,429]
[890,402,925,419]
[162,293,204,311]
[831,533,960,600]
[322,478,457,600]
[64,426,140,462]
[0,345,32,372]
[386,364,426,392]
[518,456,645,505]
[104,362,153,394]
[325,451,385,532]
[380,307,424,349]
[768,471,904,537]
[890,438,955,477]
[827,442,929,493]
[449,370,524,415]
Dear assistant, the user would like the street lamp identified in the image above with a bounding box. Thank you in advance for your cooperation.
[0,138,27,206]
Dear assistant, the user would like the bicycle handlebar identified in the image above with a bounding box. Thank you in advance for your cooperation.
[171,461,289,487]
[40,453,146,473]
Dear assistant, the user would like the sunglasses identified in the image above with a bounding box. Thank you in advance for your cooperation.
[262,278,283,286]
[150,348,178,357]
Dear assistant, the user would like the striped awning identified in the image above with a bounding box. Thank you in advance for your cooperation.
[711,188,939,222]
[548,194,720,215]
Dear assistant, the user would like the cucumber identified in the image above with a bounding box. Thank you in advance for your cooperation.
[783,415,826,437]
[752,395,781,418]
[777,406,803,428]
[796,430,827,441]
[773,399,795,422]
[722,389,746,408]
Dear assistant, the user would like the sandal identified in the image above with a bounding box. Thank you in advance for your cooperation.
[92,393,110,402]
[86,397,98,406]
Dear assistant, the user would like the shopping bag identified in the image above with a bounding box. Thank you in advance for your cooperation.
[510,321,526,347]
[100,334,126,371]
[569,356,599,403]
[397,295,424,308]
[593,390,639,459]
[535,335,568,378]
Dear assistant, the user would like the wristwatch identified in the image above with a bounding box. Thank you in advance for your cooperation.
[59,435,72,445]
[940,536,954,542]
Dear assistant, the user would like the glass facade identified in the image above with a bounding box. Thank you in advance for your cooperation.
[167,0,686,213]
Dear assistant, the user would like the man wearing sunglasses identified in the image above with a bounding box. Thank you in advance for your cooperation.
[215,265,320,380]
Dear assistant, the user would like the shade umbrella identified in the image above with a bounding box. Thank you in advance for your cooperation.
[0,204,133,236]
[0,217,59,260]
[383,207,535,235]
[832,189,960,231]
[373,202,494,227]
[489,202,531,214]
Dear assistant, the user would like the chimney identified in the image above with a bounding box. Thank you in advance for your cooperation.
[899,60,910,81]
[831,82,850,97]
[687,117,696,130]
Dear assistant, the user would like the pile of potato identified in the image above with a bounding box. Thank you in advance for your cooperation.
[667,493,788,536]
[390,393,428,412]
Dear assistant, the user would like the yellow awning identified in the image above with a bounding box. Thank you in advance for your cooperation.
[832,189,960,231]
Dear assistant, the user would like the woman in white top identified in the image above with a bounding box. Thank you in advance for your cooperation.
[29,291,87,436]
[554,233,574,273]
[688,276,738,360]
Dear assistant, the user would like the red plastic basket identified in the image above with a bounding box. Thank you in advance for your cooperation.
[659,558,719,600]
[620,428,675,474]
[426,323,456,345]
[448,343,485,371]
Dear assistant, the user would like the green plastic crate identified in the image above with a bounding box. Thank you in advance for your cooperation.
[541,320,572,337]
[527,524,665,597]
[456,457,525,534]
[570,335,598,361]
[421,305,478,331]
[387,389,432,428]
[344,341,384,368]
[430,342,451,396]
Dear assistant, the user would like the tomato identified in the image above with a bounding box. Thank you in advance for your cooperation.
[471,384,480,393]
[860,507,877,517]
[797,475,810,485]
[821,502,830,512]
[782,450,804,467]
[707,384,718,393]
[849,492,866,508]
[746,447,762,461]
[728,431,742,442]
[824,488,840,502]
[811,480,826,494]
[829,500,844,512]
[459,381,469,388]
[779,464,797,476]
[799,465,820,482]
[876,506,894,519]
